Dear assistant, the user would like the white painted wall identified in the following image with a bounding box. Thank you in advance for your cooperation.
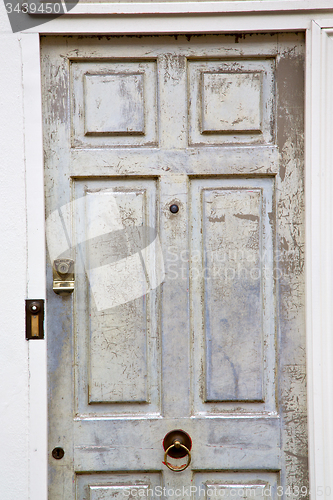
[1,2,333,499]
[0,6,29,499]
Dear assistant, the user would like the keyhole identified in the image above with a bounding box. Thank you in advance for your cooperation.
[52,447,65,460]
[58,263,70,275]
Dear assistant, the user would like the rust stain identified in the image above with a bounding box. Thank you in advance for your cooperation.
[268,211,274,225]
[280,236,289,251]
[234,213,259,222]
[208,214,225,223]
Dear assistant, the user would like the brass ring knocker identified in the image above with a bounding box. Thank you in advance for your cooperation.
[164,439,191,472]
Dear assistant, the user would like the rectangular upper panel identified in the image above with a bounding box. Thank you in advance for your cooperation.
[190,178,276,414]
[202,72,262,133]
[71,60,157,148]
[84,73,145,135]
[188,59,275,146]
[74,179,161,414]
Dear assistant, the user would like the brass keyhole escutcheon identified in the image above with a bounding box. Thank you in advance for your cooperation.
[26,299,44,340]
[163,430,192,472]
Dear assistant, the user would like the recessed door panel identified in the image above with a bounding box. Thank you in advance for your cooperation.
[188,58,275,146]
[191,178,276,413]
[74,179,161,413]
[203,188,264,402]
[76,473,162,500]
[71,60,158,147]
[193,472,279,500]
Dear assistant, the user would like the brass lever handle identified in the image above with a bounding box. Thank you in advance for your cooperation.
[164,440,191,472]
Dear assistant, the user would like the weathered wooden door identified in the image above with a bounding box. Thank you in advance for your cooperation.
[42,34,307,499]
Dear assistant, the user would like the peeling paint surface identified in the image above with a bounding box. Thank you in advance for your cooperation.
[42,33,307,499]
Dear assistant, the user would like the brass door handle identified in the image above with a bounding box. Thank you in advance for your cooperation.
[53,259,75,295]
[164,440,191,472]
[163,430,192,472]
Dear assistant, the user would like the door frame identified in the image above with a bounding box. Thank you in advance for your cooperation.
[20,11,333,499]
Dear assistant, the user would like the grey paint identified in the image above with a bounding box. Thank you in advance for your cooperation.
[42,33,307,499]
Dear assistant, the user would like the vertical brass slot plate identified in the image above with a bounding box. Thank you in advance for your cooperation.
[26,300,44,340]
